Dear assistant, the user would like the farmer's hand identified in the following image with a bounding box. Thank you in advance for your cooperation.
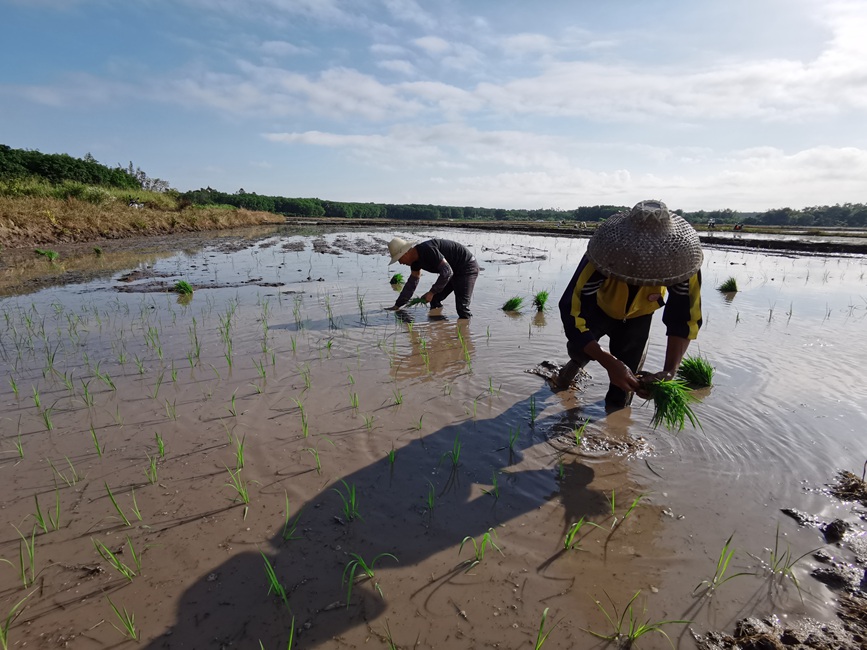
[422,292,434,303]
[604,359,641,395]
[633,370,674,399]
[384,305,400,311]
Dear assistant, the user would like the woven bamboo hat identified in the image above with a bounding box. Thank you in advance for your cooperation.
[586,200,703,286]
[387,237,416,265]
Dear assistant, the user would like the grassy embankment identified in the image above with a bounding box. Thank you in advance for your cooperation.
[0,178,283,249]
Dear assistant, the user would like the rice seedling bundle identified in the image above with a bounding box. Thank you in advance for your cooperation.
[532,290,549,312]
[173,280,193,295]
[645,379,700,431]
[718,277,738,292]
[389,273,404,285]
[406,297,427,307]
[502,296,523,311]
[677,355,714,387]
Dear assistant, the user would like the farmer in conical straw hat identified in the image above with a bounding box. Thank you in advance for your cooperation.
[556,200,703,409]
[385,237,480,319]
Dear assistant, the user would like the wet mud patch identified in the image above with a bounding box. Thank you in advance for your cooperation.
[481,243,548,265]
[695,613,862,650]
[281,239,307,252]
[115,278,285,293]
[830,468,867,507]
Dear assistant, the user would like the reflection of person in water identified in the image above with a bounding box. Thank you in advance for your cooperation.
[385,238,479,319]
[143,392,610,649]
[389,314,475,381]
[555,200,703,409]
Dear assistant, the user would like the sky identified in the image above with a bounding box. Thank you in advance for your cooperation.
[1,0,866,212]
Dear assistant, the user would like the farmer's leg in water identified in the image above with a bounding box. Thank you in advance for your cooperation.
[604,315,652,408]
[452,262,479,319]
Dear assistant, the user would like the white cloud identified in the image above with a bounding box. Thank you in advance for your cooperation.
[412,36,451,55]
[377,59,416,75]
[260,40,306,57]
[382,0,436,29]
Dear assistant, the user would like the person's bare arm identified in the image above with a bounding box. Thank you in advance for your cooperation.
[387,269,421,309]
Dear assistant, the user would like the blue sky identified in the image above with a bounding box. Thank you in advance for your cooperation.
[1,0,865,211]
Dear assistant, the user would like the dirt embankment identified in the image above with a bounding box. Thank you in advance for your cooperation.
[0,196,283,249]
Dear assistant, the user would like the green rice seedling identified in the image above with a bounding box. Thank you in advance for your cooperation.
[292,398,309,437]
[488,376,500,396]
[8,375,19,398]
[481,470,500,500]
[349,391,359,409]
[678,355,714,387]
[151,371,164,399]
[425,480,436,513]
[33,494,49,534]
[529,394,537,424]
[363,414,375,431]
[392,388,403,405]
[61,370,74,393]
[13,525,37,587]
[557,458,566,481]
[47,457,80,487]
[502,296,523,311]
[534,607,559,649]
[342,552,398,606]
[261,551,291,611]
[225,467,251,505]
[174,280,193,295]
[106,597,139,641]
[40,404,54,431]
[573,420,588,447]
[281,493,303,542]
[130,488,142,521]
[35,248,59,262]
[507,424,520,451]
[645,379,700,431]
[31,385,41,410]
[80,379,93,407]
[48,489,61,530]
[763,523,815,593]
[92,538,136,581]
[253,358,266,380]
[134,354,145,375]
[170,362,178,383]
[389,273,404,285]
[305,446,323,474]
[14,429,24,459]
[693,533,751,595]
[584,590,688,647]
[459,528,503,571]
[93,245,103,256]
[532,290,550,313]
[289,335,297,353]
[165,398,178,420]
[718,276,738,292]
[563,517,587,550]
[104,482,132,526]
[415,413,424,431]
[113,404,124,427]
[440,433,461,468]
[145,453,158,484]
[381,619,398,650]
[235,434,246,469]
[228,391,238,417]
[0,589,34,650]
[333,479,362,521]
[386,446,396,466]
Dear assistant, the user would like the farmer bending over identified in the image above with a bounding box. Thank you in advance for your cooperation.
[385,238,480,320]
[556,200,703,409]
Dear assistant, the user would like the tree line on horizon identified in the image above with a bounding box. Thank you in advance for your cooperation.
[2,144,865,228]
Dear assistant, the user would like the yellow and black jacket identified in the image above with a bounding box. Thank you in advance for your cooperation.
[559,255,702,348]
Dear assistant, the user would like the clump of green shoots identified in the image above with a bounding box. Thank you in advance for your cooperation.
[502,296,523,311]
[585,590,688,647]
[563,517,587,550]
[459,528,503,571]
[333,479,362,521]
[644,378,700,431]
[342,552,398,606]
[534,607,559,649]
[390,273,404,285]
[0,590,34,650]
[35,249,59,262]
[678,355,714,387]
[718,277,738,292]
[174,280,193,295]
[693,533,751,596]
[533,290,550,312]
[106,597,139,641]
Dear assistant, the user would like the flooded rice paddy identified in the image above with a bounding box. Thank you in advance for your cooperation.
[0,226,865,649]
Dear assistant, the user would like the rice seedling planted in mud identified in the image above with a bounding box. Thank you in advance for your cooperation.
[459,528,503,571]
[694,533,751,596]
[13,525,37,587]
[106,597,139,641]
[533,290,550,313]
[225,467,251,505]
[481,470,500,500]
[563,517,587,550]
[145,453,158,484]
[92,538,136,581]
[0,590,34,650]
[502,296,523,311]
[718,276,738,292]
[333,479,362,521]
[534,607,559,649]
[104,482,132,526]
[282,493,303,542]
[34,248,59,262]
[644,378,701,431]
[678,355,714,387]
[342,552,398,606]
[440,433,462,468]
[585,590,688,647]
[261,551,291,611]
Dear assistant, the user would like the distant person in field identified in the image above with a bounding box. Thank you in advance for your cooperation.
[385,237,479,319]
[555,200,703,409]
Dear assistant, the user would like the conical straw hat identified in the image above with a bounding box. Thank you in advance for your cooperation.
[387,237,416,265]
[586,200,703,286]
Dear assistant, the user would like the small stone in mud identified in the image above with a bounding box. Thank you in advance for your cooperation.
[780,507,821,527]
[821,518,849,543]
[811,563,862,590]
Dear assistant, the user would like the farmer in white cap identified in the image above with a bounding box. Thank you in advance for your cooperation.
[556,200,703,409]
[385,237,479,319]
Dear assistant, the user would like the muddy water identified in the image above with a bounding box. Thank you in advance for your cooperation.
[0,227,865,649]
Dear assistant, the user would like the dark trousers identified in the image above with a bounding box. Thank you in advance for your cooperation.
[566,313,651,406]
[431,261,479,319]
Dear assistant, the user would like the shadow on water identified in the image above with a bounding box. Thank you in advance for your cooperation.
[144,389,611,649]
